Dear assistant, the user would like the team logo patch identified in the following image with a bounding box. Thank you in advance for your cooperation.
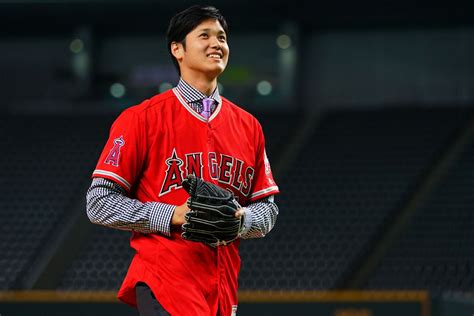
[104,136,125,167]
[264,149,275,185]
[264,149,271,175]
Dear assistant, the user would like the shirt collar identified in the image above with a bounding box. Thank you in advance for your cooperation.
[176,78,222,106]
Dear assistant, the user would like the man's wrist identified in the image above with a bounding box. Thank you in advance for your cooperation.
[240,207,253,236]
[149,202,175,236]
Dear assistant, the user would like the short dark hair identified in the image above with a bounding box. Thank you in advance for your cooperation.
[166,5,229,75]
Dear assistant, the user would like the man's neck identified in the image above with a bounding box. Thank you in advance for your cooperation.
[180,72,217,96]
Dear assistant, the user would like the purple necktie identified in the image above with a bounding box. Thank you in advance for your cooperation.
[201,98,213,120]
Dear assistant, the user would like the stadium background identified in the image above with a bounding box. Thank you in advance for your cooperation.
[1,0,473,315]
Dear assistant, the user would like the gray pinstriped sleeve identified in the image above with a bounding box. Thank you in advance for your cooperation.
[86,177,175,236]
[87,177,279,239]
[240,195,279,239]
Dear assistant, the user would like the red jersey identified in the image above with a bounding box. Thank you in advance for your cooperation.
[92,88,279,315]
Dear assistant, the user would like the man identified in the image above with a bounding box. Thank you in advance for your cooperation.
[86,5,279,316]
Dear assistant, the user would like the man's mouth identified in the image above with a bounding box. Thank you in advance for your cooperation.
[207,53,222,59]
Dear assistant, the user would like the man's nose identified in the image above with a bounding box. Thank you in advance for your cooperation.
[210,36,221,48]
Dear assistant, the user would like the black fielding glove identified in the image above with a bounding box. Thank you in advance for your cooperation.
[181,174,243,247]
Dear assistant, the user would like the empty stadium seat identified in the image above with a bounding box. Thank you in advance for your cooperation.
[239,107,469,290]
[366,128,474,294]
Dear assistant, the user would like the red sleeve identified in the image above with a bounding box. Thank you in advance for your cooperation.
[248,123,279,202]
[92,109,146,192]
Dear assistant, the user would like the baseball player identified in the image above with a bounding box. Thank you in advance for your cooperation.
[86,5,279,316]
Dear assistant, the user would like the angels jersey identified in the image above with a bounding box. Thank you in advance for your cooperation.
[92,88,279,315]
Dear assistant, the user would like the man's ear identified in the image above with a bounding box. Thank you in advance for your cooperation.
[171,42,184,61]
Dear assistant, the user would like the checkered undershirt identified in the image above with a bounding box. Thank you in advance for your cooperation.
[86,79,278,239]
[176,78,220,116]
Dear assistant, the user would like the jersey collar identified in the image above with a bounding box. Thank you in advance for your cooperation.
[175,78,222,109]
[174,79,222,123]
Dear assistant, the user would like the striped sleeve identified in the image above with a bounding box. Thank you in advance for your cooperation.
[86,177,175,236]
[240,195,279,239]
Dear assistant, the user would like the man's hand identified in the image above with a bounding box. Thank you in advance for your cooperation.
[171,202,190,225]
[235,208,245,218]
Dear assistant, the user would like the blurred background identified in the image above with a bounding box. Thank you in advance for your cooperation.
[1,0,474,315]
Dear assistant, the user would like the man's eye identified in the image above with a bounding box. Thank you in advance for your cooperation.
[200,33,209,38]
[218,36,226,41]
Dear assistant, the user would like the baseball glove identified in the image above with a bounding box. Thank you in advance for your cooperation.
[181,174,243,247]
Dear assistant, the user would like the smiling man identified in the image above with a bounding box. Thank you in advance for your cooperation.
[86,5,279,316]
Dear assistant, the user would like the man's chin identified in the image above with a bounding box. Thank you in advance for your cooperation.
[205,66,226,78]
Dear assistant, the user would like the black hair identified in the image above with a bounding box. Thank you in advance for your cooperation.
[166,5,229,75]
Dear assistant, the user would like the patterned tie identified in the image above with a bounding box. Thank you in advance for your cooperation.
[201,98,213,120]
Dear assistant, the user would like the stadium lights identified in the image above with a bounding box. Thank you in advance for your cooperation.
[276,34,292,49]
[69,39,84,54]
[257,81,272,96]
[159,82,173,93]
[110,83,126,98]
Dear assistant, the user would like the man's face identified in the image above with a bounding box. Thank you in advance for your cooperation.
[175,18,229,79]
